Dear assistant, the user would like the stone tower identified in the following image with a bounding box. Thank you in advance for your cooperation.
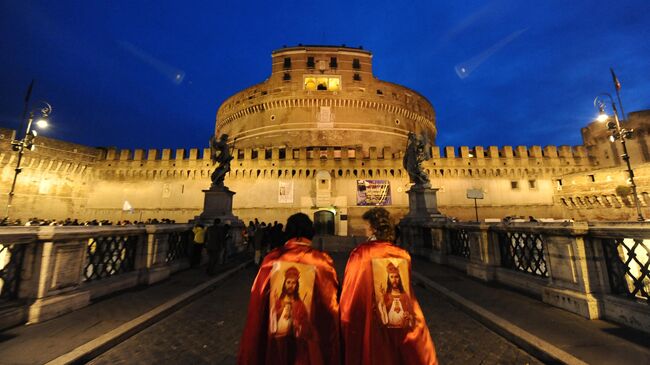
[215,45,437,151]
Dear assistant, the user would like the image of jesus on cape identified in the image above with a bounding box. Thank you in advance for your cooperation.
[377,262,414,329]
[270,266,311,338]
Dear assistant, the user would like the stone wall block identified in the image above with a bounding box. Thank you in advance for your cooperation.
[515,146,528,158]
[444,146,455,158]
[106,149,117,161]
[369,147,377,160]
[474,146,485,159]
[543,145,558,157]
[382,146,391,159]
[147,149,158,160]
[133,149,144,160]
[119,149,131,161]
[430,146,441,159]
[558,145,572,158]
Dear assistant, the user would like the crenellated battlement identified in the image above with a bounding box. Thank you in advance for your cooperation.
[99,144,590,164]
[92,143,595,182]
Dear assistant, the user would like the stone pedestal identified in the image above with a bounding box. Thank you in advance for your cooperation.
[198,187,238,223]
[405,185,446,220]
[196,186,245,251]
[400,185,448,256]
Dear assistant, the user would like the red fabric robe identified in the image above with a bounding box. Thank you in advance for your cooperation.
[340,241,438,365]
[238,238,340,365]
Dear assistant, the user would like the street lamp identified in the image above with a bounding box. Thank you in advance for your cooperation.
[593,93,643,221]
[4,101,52,220]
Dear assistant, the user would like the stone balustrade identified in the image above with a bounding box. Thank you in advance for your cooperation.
[0,224,193,331]
[402,220,650,333]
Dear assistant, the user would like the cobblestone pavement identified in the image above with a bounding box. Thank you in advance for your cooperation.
[89,255,542,365]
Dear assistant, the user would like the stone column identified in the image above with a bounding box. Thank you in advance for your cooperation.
[25,226,90,324]
[140,224,172,285]
[541,222,603,319]
[463,223,499,282]
[399,185,448,261]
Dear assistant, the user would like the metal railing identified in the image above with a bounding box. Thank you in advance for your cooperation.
[448,228,470,259]
[0,243,27,301]
[166,230,191,263]
[602,237,650,303]
[83,234,138,282]
[497,231,548,278]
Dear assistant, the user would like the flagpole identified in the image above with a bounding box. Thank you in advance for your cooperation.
[17,80,34,140]
[610,68,627,122]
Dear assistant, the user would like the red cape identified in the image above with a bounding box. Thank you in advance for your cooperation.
[238,239,340,365]
[340,241,438,365]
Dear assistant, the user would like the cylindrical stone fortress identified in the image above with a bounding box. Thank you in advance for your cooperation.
[216,45,436,150]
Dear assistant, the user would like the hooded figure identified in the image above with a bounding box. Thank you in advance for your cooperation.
[238,213,339,365]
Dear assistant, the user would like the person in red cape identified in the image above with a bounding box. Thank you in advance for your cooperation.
[238,213,340,365]
[340,207,438,365]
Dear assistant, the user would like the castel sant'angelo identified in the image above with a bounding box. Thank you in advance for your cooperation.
[2,45,650,234]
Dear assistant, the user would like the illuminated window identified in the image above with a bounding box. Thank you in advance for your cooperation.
[304,76,341,91]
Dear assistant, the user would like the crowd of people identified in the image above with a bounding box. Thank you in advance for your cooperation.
[237,208,438,365]
[0,217,177,226]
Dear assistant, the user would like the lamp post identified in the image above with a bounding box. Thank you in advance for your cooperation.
[4,102,52,221]
[593,93,643,221]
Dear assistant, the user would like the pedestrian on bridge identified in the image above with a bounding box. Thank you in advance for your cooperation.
[238,213,340,365]
[206,218,227,275]
[340,207,438,365]
[191,223,206,267]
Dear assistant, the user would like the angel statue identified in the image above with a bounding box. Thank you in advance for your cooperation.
[403,132,432,188]
[209,133,234,189]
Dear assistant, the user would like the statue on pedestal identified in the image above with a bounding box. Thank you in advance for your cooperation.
[403,132,432,188]
[209,133,233,189]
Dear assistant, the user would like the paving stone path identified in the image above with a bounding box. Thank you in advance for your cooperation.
[90,254,541,364]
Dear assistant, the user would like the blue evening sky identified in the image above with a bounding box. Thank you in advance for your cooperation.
[1,0,649,150]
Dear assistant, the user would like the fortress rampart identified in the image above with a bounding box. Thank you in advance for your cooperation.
[0,127,100,219]
[94,143,592,180]
[1,124,647,229]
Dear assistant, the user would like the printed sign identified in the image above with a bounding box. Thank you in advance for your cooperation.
[466,188,484,199]
[317,106,333,128]
[278,181,294,203]
[357,180,391,206]
[269,261,316,338]
[371,258,414,329]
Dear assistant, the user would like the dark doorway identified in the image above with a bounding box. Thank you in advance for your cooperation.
[314,210,335,235]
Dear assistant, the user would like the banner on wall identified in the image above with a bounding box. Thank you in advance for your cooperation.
[278,181,294,203]
[356,180,391,206]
